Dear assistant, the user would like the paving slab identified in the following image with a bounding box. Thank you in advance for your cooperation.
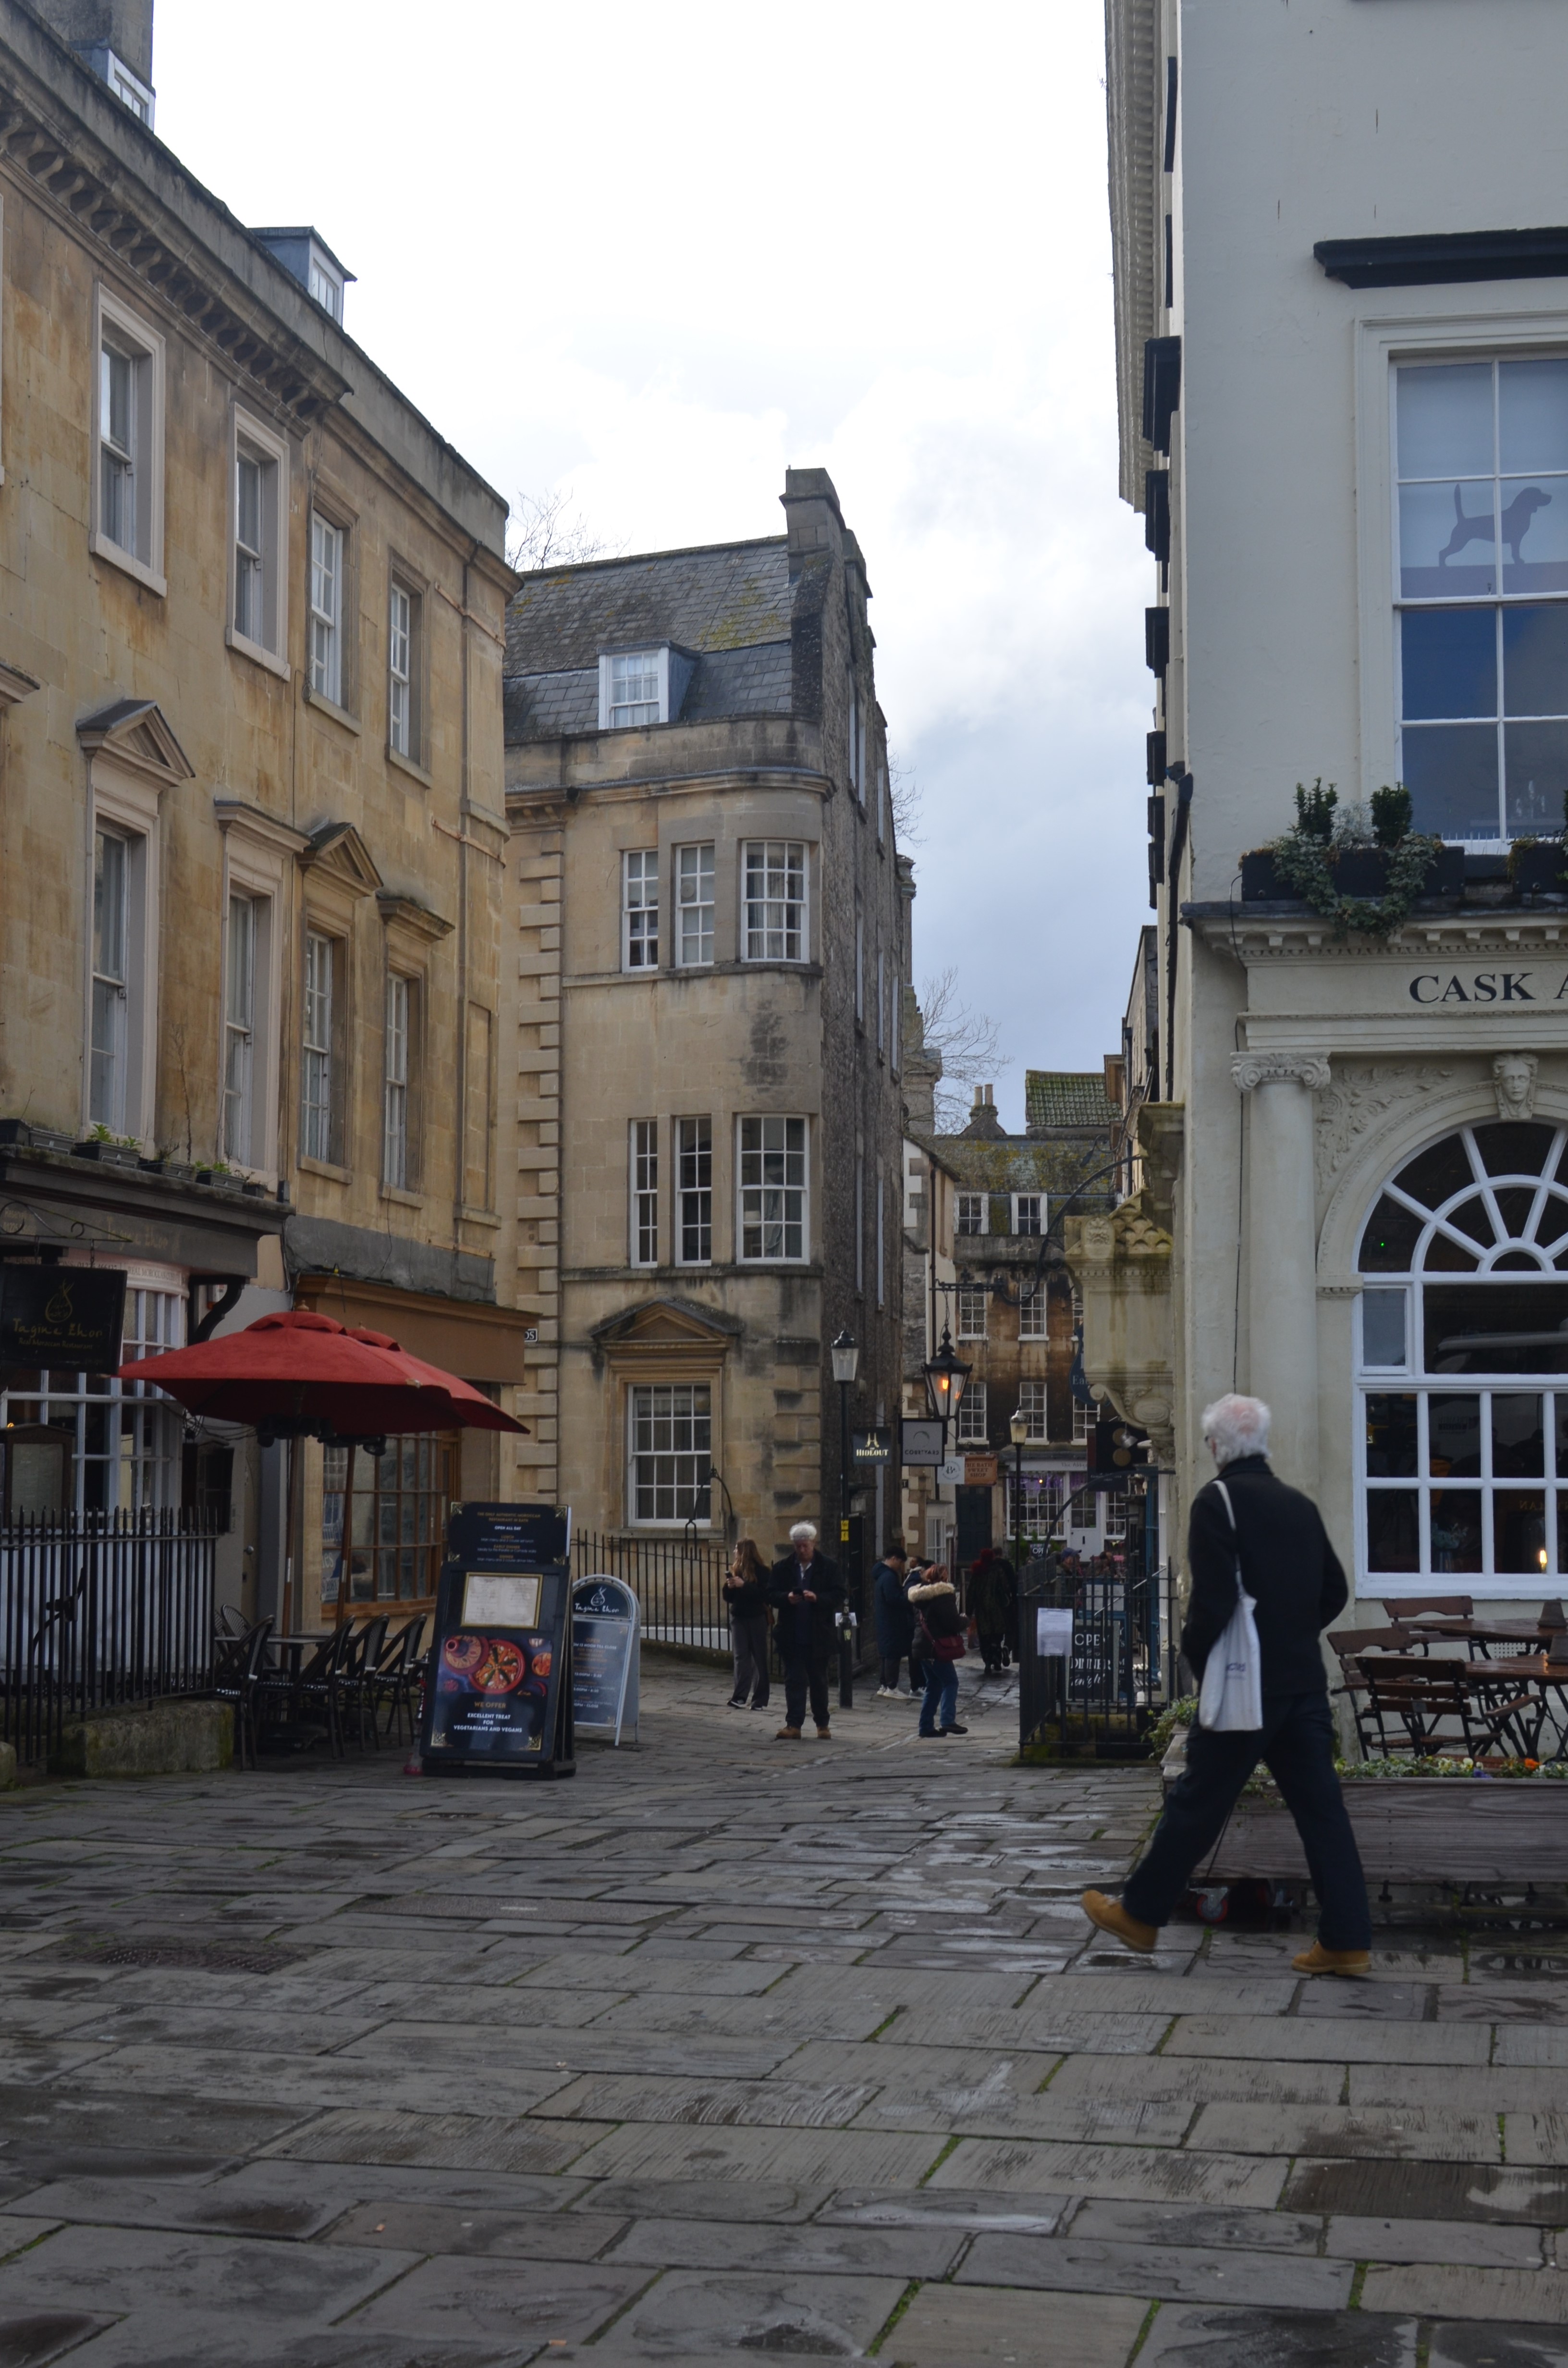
[260,2112,614,2176]
[1361,2263,1568,2321]
[565,2179,827,2225]
[1187,2102,1503,2161]
[1135,2305,1419,2367]
[1049,2053,1345,2105]
[1283,2158,1568,2223]
[1067,2199,1325,2254]
[933,2137,1290,2206]
[551,2267,906,2357]
[816,2184,1074,2233]
[0,2311,119,2366]
[343,2255,652,2344]
[1164,2015,1490,2065]
[876,2283,1148,2368]
[1324,2211,1544,2265]
[561,2122,947,2188]
[600,2213,957,2278]
[1428,2326,1568,2368]
[0,2222,416,2328]
[529,2073,878,2128]
[957,2228,1353,2308]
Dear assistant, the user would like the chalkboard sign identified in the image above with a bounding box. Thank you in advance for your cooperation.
[572,1574,640,1746]
[0,1266,126,1372]
[420,1502,575,1779]
[1068,1580,1127,1706]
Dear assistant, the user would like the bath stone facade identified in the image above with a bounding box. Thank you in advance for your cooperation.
[504,470,907,1571]
[1089,0,1568,1620]
[0,0,526,1628]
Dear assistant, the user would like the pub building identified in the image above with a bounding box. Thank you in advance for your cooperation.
[1083,2,1568,1641]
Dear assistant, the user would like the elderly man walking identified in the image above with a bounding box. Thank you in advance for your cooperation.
[1083,1394,1372,1976]
[767,1521,845,1740]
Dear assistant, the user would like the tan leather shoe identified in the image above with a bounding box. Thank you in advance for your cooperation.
[1293,1940,1371,1976]
[1081,1889,1158,1954]
[815,1725,833,1739]
[774,1725,802,1740]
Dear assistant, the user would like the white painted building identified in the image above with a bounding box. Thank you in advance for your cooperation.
[1083,0,1568,1617]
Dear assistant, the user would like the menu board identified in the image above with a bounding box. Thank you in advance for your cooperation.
[572,1575,639,1745]
[420,1502,575,1777]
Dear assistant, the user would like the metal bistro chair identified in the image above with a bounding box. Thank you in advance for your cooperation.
[333,1616,389,1752]
[210,1617,272,1770]
[1327,1627,1415,1760]
[260,1621,355,1757]
[369,1615,427,1746]
[1357,1653,1546,1762]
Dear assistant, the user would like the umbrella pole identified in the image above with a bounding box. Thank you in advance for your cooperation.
[282,1436,297,1636]
[341,1439,356,1622]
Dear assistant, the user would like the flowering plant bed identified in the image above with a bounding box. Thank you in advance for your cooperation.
[1340,1755,1568,1780]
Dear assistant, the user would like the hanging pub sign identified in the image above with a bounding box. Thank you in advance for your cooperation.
[420,1502,576,1779]
[572,1574,640,1747]
[900,1418,945,1468]
[853,1427,893,1464]
[0,1265,126,1373]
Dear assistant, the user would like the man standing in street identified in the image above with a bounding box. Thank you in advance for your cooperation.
[1082,1393,1372,1977]
[768,1521,845,1740]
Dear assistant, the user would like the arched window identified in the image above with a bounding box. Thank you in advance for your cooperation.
[1358,1119,1568,1593]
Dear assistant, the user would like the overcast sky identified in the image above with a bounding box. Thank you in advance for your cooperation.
[156,0,1152,1131]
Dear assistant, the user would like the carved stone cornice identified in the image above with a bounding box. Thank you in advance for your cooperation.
[1232,1052,1333,1093]
[1189,904,1568,963]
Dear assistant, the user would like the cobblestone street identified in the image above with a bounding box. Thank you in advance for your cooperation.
[0,1659,1565,2363]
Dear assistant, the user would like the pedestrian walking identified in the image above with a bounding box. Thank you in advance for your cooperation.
[968,1547,1015,1676]
[767,1522,845,1740]
[1082,1394,1372,1976]
[907,1562,968,1737]
[871,1545,913,1696]
[904,1557,929,1697]
[723,1538,772,1711]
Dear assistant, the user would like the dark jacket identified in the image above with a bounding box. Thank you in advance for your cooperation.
[872,1562,914,1654]
[907,1576,966,1653]
[1182,1454,1348,1695]
[723,1572,769,1621]
[968,1554,1015,1639]
[767,1550,845,1653]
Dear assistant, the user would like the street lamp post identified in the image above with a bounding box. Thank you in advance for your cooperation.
[830,1330,860,1709]
[921,1325,972,1565]
[1009,1406,1029,1570]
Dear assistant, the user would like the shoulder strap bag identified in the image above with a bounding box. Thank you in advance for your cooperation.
[1196,1479,1264,1732]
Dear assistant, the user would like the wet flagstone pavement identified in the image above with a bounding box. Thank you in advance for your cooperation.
[2,1657,1568,2361]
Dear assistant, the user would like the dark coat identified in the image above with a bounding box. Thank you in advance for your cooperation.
[1182,1454,1348,1696]
[907,1576,966,1654]
[722,1572,769,1621]
[872,1562,914,1655]
[968,1555,1015,1640]
[767,1549,845,1656]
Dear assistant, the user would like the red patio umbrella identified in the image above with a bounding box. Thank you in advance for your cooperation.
[118,1309,527,1630]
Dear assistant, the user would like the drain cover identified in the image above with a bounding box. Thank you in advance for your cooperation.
[51,1936,318,1974]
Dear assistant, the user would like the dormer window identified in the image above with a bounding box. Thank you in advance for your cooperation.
[78,43,154,127]
[308,251,343,322]
[251,230,355,327]
[597,647,694,731]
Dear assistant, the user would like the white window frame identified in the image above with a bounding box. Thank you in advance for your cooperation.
[1354,299,1568,828]
[388,576,422,764]
[383,971,413,1191]
[92,285,165,594]
[627,1381,712,1529]
[1012,1192,1046,1236]
[957,1378,988,1446]
[741,840,808,963]
[227,406,289,678]
[309,511,346,708]
[1016,1379,1048,1442]
[855,902,864,1024]
[956,1193,986,1237]
[221,888,257,1169]
[307,247,344,322]
[301,927,344,1168]
[630,1119,659,1268]
[736,1115,808,1264]
[675,1115,713,1268]
[599,648,669,729]
[622,850,659,971]
[84,764,159,1146]
[1018,1284,1047,1340]
[956,1284,988,1341]
[674,843,714,967]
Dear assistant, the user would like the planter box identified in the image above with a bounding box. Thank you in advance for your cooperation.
[1426,844,1467,895]
[1512,841,1568,896]
[1333,848,1392,898]
[1240,851,1289,901]
[1200,1776,1568,1886]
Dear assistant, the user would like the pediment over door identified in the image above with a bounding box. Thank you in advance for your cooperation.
[591,1295,742,1369]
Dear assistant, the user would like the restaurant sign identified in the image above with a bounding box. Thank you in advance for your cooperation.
[0,1266,126,1372]
[421,1502,576,1778]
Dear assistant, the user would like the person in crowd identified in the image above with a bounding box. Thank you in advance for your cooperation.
[767,1521,845,1740]
[723,1537,772,1711]
[968,1547,1015,1676]
[1082,1393,1372,1976]
[907,1561,968,1738]
[872,1544,913,1697]
[904,1556,929,1698]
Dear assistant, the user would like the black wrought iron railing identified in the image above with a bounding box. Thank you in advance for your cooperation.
[1017,1483,1182,1757]
[571,1529,731,1649]
[0,1511,218,1766]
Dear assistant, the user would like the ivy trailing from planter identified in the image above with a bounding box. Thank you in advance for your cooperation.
[1268,779,1443,940]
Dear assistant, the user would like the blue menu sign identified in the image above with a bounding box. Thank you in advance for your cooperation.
[572,1575,639,1746]
[420,1503,576,1779]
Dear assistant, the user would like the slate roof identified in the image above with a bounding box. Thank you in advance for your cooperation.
[1025,1071,1115,1134]
[504,537,799,744]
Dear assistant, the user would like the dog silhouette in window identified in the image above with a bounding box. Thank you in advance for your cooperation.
[1439,481,1551,568]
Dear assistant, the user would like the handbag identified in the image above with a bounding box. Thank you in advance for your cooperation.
[918,1613,966,1664]
[1196,1480,1263,1732]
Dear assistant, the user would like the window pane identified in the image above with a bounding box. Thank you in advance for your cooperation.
[1396,1135,1478,1208]
[1401,607,1495,720]
[1429,1393,1482,1476]
[1494,1489,1548,1574]
[1401,480,1498,599]
[1474,1121,1560,1180]
[1500,359,1568,474]
[1505,722,1568,837]
[1366,1490,1420,1573]
[1398,363,1493,481]
[1494,1393,1545,1476]
[1362,1290,1408,1368]
[1425,1283,1568,1375]
[1500,477,1568,593]
[1402,723,1499,839]
[1359,1196,1422,1273]
[1365,1392,1418,1476]
[1430,1488,1484,1572]
[1503,604,1568,716]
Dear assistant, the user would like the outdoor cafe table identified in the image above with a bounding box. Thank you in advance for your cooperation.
[1395,1618,1556,1655]
[1450,1655,1568,1759]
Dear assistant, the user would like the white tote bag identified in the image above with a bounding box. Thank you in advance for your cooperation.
[1196,1480,1264,1732]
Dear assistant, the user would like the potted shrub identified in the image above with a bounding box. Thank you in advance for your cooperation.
[1508,835,1567,897]
[1265,780,1446,939]
[1240,848,1286,900]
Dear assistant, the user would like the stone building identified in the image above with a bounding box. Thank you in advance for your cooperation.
[0,0,525,1625]
[1088,0,1568,1619]
[503,470,906,1573]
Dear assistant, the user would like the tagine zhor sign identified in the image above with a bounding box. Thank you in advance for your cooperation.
[420,1503,576,1779]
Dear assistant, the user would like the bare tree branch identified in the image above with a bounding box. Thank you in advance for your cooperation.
[920,965,1010,1132]
[508,486,622,574]
[887,749,923,846]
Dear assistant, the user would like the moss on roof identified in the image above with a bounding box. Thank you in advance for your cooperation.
[1025,1071,1115,1133]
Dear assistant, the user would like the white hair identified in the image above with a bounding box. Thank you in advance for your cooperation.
[1200,1393,1271,1467]
[789,1521,819,1545]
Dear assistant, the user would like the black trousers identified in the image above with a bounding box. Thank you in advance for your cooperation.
[784,1648,832,1730]
[1122,1690,1372,1950]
